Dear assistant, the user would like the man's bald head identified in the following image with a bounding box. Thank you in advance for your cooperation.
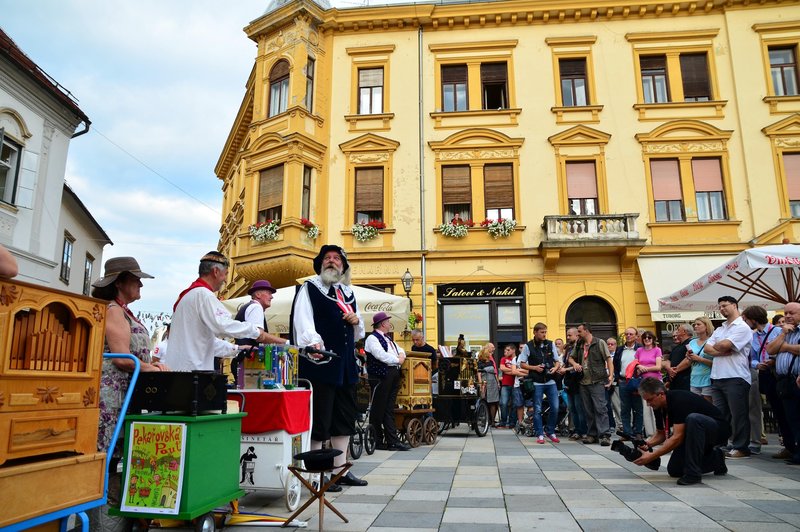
[784,302,800,324]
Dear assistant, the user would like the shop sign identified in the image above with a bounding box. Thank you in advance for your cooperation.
[121,421,187,515]
[438,282,523,299]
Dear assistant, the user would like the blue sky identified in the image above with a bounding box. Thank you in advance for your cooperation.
[1,1,286,317]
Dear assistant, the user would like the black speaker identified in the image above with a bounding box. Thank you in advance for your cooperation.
[129,371,227,416]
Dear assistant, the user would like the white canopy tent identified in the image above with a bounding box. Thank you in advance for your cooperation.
[221,284,411,335]
[657,244,800,312]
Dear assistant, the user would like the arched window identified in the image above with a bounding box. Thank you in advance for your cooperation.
[268,60,290,117]
[565,296,617,342]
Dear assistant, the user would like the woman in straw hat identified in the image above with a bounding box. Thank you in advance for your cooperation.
[91,257,168,454]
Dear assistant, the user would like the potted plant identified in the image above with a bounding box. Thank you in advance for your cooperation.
[480,218,517,239]
[351,220,386,242]
[248,219,280,243]
[438,218,474,238]
[300,218,319,240]
[407,311,423,330]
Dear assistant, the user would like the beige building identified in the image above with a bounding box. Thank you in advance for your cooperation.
[216,0,800,350]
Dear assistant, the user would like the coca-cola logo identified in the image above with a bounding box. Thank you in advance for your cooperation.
[364,302,393,312]
[766,255,800,265]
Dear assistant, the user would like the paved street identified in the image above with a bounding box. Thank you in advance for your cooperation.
[235,425,800,531]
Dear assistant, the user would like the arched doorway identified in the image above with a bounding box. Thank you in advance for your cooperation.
[565,296,618,342]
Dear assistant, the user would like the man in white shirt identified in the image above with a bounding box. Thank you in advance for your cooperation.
[169,251,271,372]
[704,295,754,458]
[364,311,410,451]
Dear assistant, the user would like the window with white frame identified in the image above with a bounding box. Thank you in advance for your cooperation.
[566,161,598,215]
[268,60,290,117]
[358,68,384,115]
[60,233,74,283]
[0,129,21,205]
[83,254,94,296]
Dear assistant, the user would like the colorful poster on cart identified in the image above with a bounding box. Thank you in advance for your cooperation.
[120,421,187,514]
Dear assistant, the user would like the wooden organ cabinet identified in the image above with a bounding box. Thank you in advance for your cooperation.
[0,279,107,528]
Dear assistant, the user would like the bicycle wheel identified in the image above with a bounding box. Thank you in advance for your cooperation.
[349,429,364,460]
[364,424,377,455]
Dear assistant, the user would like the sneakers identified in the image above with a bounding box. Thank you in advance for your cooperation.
[547,434,560,443]
[569,433,582,441]
[725,449,751,459]
[772,448,792,460]
[537,435,546,444]
[599,437,611,447]
[677,475,702,486]
[582,436,597,444]
[748,446,762,455]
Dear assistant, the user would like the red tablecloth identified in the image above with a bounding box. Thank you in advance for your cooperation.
[229,389,311,435]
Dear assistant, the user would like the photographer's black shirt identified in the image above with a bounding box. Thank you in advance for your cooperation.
[654,390,727,438]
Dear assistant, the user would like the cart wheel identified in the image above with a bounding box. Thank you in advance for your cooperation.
[423,417,438,444]
[474,400,490,437]
[349,429,364,460]
[405,417,423,447]
[195,512,216,532]
[285,473,302,511]
[364,424,377,455]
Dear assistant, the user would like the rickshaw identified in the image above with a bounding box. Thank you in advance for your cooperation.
[432,355,490,437]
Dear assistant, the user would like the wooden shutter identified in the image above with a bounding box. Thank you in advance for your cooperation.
[650,159,682,200]
[566,162,598,199]
[442,65,467,83]
[480,63,507,83]
[784,153,800,201]
[680,53,711,99]
[355,167,384,212]
[691,158,723,192]
[484,164,513,210]
[640,55,666,71]
[442,166,471,204]
[269,60,290,82]
[359,68,383,89]
[259,165,284,212]
[559,58,586,77]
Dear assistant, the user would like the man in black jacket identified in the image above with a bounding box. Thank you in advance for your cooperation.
[665,324,693,391]
[635,378,729,485]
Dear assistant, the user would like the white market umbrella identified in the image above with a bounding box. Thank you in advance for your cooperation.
[222,284,411,335]
[658,244,800,312]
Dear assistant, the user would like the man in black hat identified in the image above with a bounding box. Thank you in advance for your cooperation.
[365,311,410,451]
[232,280,286,384]
[291,245,368,489]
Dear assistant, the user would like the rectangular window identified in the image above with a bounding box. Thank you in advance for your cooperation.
[559,58,588,107]
[769,46,799,96]
[441,165,472,222]
[354,167,384,223]
[680,53,712,101]
[650,159,684,221]
[60,233,74,283]
[442,65,468,112]
[83,254,94,296]
[566,161,598,215]
[0,129,21,205]
[692,158,727,221]
[305,57,315,112]
[301,165,312,220]
[481,62,508,110]
[258,165,283,223]
[358,68,384,115]
[483,164,514,220]
[640,55,669,104]
[783,153,800,218]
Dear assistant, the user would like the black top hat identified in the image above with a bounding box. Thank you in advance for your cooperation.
[293,448,342,471]
[313,245,350,275]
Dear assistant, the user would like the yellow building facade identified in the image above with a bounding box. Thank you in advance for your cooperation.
[216,0,800,351]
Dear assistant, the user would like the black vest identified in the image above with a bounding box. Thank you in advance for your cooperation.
[526,339,557,384]
[234,300,266,347]
[365,331,391,378]
[291,281,358,386]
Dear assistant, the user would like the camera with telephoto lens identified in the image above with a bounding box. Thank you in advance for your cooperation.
[611,431,660,471]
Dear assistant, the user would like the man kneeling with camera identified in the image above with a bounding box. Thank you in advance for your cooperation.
[633,377,730,485]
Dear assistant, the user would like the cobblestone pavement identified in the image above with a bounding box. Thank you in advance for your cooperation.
[233,425,800,531]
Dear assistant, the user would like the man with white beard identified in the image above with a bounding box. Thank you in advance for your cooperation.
[291,245,368,490]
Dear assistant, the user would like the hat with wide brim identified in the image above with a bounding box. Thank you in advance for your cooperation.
[313,245,350,275]
[92,257,154,288]
[248,279,276,295]
[372,311,391,328]
[293,448,342,471]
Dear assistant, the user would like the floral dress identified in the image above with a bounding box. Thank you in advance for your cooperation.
[97,303,151,453]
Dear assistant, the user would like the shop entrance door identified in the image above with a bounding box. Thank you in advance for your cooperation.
[565,296,618,342]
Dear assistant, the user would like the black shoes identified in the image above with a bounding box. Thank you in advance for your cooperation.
[317,475,342,492]
[336,471,368,487]
[376,441,411,451]
[714,448,728,476]
[677,475,702,486]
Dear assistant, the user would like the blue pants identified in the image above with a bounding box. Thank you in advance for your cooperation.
[499,385,515,426]
[533,382,560,436]
[619,383,644,436]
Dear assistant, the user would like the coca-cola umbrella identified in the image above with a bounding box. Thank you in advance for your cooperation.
[658,244,800,312]
[222,284,411,335]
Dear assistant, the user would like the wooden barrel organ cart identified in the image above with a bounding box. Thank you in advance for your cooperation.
[392,351,437,447]
[0,279,108,529]
[433,355,490,437]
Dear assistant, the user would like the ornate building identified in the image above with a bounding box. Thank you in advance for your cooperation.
[216,0,800,349]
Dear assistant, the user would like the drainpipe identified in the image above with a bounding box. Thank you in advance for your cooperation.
[71,118,91,139]
[418,25,428,334]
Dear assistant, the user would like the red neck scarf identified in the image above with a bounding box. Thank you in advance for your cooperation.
[173,278,214,311]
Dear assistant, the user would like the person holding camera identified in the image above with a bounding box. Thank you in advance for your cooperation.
[519,323,562,443]
[634,378,730,485]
